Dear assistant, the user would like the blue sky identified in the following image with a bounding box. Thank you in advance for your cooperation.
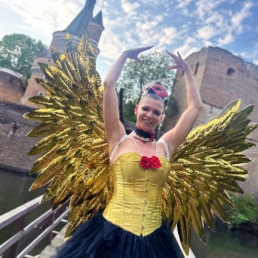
[0,0,257,79]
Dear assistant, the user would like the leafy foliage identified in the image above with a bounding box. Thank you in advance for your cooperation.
[117,51,177,122]
[116,51,175,104]
[226,194,258,229]
[0,33,46,87]
[124,100,137,123]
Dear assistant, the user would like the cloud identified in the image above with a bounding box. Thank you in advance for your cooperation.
[192,0,257,49]
[0,0,83,44]
[253,60,258,66]
[175,37,201,57]
[218,33,234,45]
[141,0,160,5]
[0,0,258,70]
[121,0,140,14]
[231,1,254,34]
[175,0,193,9]
[196,24,222,40]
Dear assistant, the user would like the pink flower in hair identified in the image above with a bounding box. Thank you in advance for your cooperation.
[151,84,168,99]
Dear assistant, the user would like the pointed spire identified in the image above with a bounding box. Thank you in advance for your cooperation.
[93,11,105,29]
[85,0,96,10]
[65,0,96,36]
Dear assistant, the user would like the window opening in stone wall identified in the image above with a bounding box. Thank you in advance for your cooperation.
[194,62,199,75]
[227,67,235,76]
[38,91,45,96]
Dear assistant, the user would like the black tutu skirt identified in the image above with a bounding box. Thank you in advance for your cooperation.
[55,213,184,258]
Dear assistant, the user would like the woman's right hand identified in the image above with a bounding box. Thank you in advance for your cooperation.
[123,46,153,63]
[166,51,190,72]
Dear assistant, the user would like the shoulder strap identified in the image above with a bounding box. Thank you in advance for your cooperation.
[109,134,127,161]
[159,139,170,160]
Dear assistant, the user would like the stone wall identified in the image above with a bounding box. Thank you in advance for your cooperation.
[190,47,258,121]
[0,101,39,173]
[0,70,24,104]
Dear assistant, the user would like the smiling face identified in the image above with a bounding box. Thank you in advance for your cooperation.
[135,96,164,132]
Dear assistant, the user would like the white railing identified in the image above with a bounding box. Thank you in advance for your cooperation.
[0,195,69,258]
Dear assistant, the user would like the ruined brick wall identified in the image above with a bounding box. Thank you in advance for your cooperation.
[242,145,258,200]
[0,71,24,104]
[0,101,39,173]
[199,47,258,122]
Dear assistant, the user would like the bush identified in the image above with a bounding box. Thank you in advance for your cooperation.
[226,194,258,232]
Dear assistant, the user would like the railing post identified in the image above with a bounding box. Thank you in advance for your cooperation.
[2,215,25,258]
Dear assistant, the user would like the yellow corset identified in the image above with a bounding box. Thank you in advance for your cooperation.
[103,152,170,236]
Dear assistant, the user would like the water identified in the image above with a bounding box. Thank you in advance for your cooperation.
[1,168,258,257]
[191,224,258,258]
[0,169,45,215]
[0,168,49,256]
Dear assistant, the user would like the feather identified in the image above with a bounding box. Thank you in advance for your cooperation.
[24,34,112,235]
[163,99,257,254]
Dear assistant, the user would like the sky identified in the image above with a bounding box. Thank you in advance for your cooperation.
[0,0,258,79]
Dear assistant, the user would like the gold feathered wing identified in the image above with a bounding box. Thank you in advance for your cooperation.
[161,99,257,254]
[24,34,113,237]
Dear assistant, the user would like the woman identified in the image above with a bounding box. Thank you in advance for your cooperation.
[56,46,202,258]
[103,46,202,257]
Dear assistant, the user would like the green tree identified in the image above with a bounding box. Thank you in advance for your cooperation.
[117,51,175,103]
[0,33,46,87]
[116,51,177,122]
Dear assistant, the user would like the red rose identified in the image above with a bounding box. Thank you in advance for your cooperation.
[140,156,151,169]
[139,156,161,169]
[150,156,161,169]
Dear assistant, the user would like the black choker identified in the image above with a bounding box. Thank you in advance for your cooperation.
[132,127,156,142]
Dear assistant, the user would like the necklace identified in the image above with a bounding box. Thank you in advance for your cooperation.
[131,135,161,169]
[132,127,156,142]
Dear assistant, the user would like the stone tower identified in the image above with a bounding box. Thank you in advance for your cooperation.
[22,0,104,106]
[161,46,258,199]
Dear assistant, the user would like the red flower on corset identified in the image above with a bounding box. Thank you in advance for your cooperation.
[140,155,161,169]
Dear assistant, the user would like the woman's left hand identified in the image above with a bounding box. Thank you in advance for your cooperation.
[124,46,153,63]
[166,51,190,72]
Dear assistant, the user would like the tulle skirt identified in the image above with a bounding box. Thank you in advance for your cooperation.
[55,213,184,258]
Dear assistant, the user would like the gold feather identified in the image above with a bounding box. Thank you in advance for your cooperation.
[25,34,111,235]
[162,99,257,254]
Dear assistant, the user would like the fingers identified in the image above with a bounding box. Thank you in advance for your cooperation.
[135,57,142,64]
[126,45,154,62]
[167,64,177,71]
[177,51,182,60]
[140,45,154,51]
[166,50,189,71]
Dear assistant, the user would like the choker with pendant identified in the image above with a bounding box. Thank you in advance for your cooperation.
[131,127,156,142]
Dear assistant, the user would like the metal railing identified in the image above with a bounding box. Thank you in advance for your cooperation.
[0,195,69,258]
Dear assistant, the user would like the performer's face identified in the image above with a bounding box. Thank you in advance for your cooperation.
[134,97,163,132]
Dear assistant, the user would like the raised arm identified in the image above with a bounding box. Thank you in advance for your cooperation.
[103,46,153,151]
[161,51,203,155]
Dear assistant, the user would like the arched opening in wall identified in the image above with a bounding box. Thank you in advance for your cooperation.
[38,91,45,96]
[194,62,199,75]
[227,67,235,76]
